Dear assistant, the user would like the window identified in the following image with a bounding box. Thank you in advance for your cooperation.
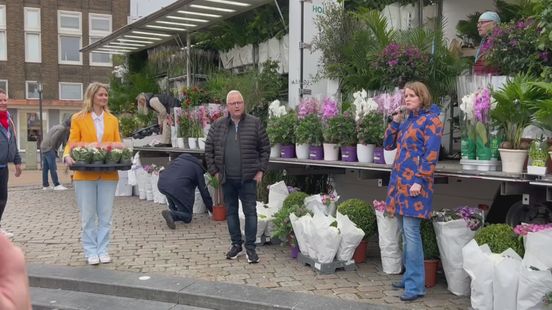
[58,11,82,64]
[25,8,41,63]
[0,5,6,61]
[89,14,112,66]
[0,80,7,94]
[59,82,82,100]
[25,81,40,99]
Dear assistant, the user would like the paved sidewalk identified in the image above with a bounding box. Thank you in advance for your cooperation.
[3,169,470,309]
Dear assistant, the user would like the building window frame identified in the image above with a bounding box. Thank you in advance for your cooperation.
[59,82,83,100]
[0,80,7,95]
[89,13,112,67]
[58,10,82,65]
[25,81,40,99]
[0,5,7,61]
[24,7,42,63]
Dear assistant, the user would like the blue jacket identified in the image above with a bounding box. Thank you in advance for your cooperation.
[384,104,443,219]
[0,114,21,166]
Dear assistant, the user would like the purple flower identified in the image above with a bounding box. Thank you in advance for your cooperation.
[321,97,339,120]
[297,97,319,119]
[388,59,399,67]
[474,88,491,123]
[540,51,550,62]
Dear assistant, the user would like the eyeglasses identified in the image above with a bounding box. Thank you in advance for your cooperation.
[477,20,493,25]
[227,101,244,106]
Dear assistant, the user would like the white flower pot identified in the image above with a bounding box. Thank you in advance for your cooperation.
[270,144,281,158]
[295,143,310,159]
[384,148,397,165]
[527,165,547,176]
[188,137,198,149]
[323,143,339,161]
[176,137,185,148]
[198,137,206,150]
[357,144,375,163]
[499,149,528,174]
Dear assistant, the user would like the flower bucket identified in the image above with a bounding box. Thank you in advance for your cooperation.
[198,137,206,150]
[176,137,185,148]
[357,144,375,163]
[353,239,368,264]
[323,143,339,161]
[341,146,358,162]
[295,143,310,159]
[373,147,385,164]
[384,148,397,165]
[424,259,439,288]
[212,204,226,221]
[290,245,300,258]
[188,137,198,149]
[270,144,281,158]
[309,145,324,160]
[499,149,528,174]
[280,144,296,158]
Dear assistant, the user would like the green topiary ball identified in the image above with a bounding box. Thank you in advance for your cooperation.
[337,198,377,240]
[282,191,308,212]
[474,224,524,257]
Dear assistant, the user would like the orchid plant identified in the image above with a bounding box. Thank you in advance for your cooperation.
[432,206,484,231]
[352,89,378,121]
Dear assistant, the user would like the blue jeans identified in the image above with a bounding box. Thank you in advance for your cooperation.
[74,180,117,258]
[222,178,257,250]
[398,215,425,296]
[42,150,60,187]
[165,194,192,223]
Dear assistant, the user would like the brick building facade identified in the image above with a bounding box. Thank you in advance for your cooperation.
[0,0,129,151]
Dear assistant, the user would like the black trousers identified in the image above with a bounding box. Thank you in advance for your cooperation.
[0,167,8,224]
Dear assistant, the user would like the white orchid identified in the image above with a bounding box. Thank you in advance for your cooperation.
[460,93,476,121]
[268,100,288,118]
[352,89,369,121]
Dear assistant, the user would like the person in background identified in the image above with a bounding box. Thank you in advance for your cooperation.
[40,116,72,191]
[205,90,270,264]
[0,88,22,238]
[474,11,501,75]
[157,154,213,229]
[384,82,443,301]
[136,93,180,147]
[0,234,31,310]
[64,82,121,265]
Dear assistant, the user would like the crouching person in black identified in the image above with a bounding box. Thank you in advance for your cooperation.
[157,154,213,229]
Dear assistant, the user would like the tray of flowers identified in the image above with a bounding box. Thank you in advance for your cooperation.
[69,143,132,171]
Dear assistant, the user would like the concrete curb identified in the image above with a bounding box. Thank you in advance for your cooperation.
[28,264,394,310]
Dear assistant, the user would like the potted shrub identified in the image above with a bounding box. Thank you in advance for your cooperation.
[491,75,544,173]
[295,114,324,160]
[272,191,309,257]
[337,199,377,263]
[474,223,524,257]
[527,139,549,175]
[357,112,384,163]
[421,219,440,288]
[207,175,225,221]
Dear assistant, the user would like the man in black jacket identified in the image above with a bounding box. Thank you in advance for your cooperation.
[136,93,180,147]
[157,154,213,228]
[205,90,270,264]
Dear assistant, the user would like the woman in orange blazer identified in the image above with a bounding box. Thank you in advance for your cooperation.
[64,82,121,265]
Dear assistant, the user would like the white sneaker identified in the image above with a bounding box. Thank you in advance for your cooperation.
[0,228,13,238]
[99,254,111,264]
[87,256,100,265]
[42,186,51,190]
[53,185,68,191]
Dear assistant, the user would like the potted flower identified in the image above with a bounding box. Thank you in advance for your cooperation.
[335,112,358,162]
[357,112,384,163]
[527,138,549,175]
[121,148,133,165]
[337,198,377,264]
[421,219,439,288]
[295,114,324,160]
[372,200,402,274]
[267,101,295,158]
[70,145,92,164]
[321,97,340,161]
[491,75,543,173]
[104,145,123,164]
[207,174,225,221]
[374,89,404,164]
[178,112,192,148]
[90,146,106,165]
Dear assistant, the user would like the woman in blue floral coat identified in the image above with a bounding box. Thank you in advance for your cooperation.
[383,81,443,301]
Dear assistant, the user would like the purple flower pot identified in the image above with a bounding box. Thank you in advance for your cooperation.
[290,245,300,258]
[373,147,385,164]
[309,145,324,160]
[280,144,296,158]
[341,146,358,162]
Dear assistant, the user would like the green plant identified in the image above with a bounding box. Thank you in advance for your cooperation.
[109,65,160,115]
[295,114,324,145]
[421,220,439,260]
[529,139,549,167]
[323,113,357,146]
[456,12,482,46]
[491,75,545,149]
[121,148,133,162]
[267,112,297,145]
[119,115,139,138]
[357,112,384,145]
[272,191,309,242]
[179,113,192,138]
[206,174,223,205]
[337,198,376,240]
[474,223,524,257]
[530,81,552,131]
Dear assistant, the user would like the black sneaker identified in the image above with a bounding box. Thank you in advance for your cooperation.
[246,248,259,264]
[226,245,243,259]
[161,210,176,229]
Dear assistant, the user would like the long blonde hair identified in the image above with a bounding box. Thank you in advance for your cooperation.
[76,82,110,116]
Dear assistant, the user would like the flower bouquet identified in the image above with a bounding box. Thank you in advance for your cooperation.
[432,206,484,296]
[372,199,402,274]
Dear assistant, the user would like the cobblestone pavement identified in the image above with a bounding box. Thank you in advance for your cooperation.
[3,181,470,309]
